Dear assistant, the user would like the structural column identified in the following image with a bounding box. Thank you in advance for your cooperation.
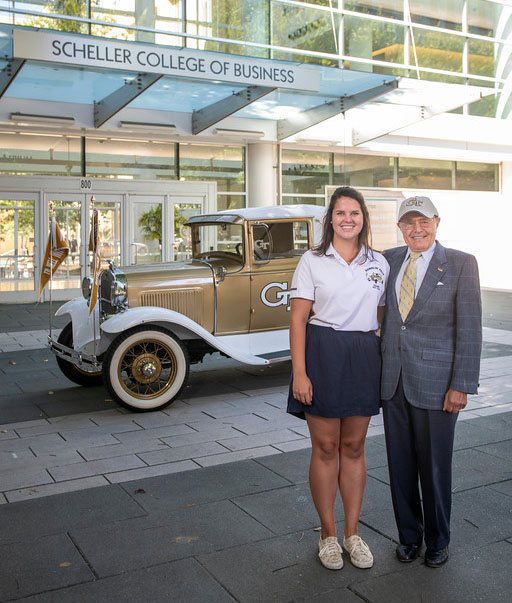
[247,142,278,207]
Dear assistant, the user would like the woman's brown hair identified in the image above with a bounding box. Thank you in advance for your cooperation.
[313,186,374,262]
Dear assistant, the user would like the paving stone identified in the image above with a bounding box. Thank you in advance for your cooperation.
[352,540,512,603]
[198,526,399,603]
[106,460,199,484]
[138,441,229,465]
[6,476,110,503]
[451,448,512,492]
[475,439,512,461]
[0,466,54,492]
[255,447,311,485]
[218,428,306,451]
[0,450,83,471]
[488,480,512,497]
[48,454,147,482]
[0,485,145,545]
[195,446,281,467]
[451,485,512,546]
[0,533,93,601]
[69,499,273,577]
[160,425,243,448]
[112,423,195,443]
[79,439,167,461]
[272,438,312,453]
[12,558,236,603]
[118,458,290,515]
[453,418,511,450]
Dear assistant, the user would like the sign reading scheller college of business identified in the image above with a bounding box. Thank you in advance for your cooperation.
[13,30,321,92]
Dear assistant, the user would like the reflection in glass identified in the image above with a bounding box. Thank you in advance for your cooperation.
[93,201,121,270]
[398,157,452,190]
[133,202,163,265]
[49,199,82,289]
[0,200,35,292]
[334,153,395,188]
[0,133,81,177]
[282,149,330,195]
[173,203,202,261]
[179,144,245,192]
[217,194,246,211]
[344,14,404,73]
[455,162,498,191]
[86,138,176,179]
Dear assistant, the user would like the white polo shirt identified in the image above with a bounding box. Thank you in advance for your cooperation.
[290,244,389,332]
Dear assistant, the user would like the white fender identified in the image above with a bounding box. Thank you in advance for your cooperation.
[99,306,271,365]
[55,298,100,353]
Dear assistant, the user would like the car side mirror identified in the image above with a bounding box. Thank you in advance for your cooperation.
[216,265,227,284]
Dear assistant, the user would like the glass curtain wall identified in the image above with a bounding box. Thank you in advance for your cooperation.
[1,1,509,105]
[281,149,498,204]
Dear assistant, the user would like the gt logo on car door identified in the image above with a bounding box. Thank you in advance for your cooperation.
[260,282,291,311]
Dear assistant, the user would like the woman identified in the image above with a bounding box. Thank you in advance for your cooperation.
[288,186,389,570]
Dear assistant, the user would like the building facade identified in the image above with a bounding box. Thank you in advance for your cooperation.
[0,0,511,302]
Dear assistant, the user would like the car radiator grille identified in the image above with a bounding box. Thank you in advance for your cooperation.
[140,289,203,324]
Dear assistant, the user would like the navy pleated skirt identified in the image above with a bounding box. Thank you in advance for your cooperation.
[287,324,381,420]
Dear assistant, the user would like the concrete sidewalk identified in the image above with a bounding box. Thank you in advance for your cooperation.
[0,290,511,602]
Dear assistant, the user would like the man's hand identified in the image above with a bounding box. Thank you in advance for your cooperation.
[443,388,468,413]
[292,374,313,406]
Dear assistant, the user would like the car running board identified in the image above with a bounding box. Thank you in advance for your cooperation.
[256,350,291,363]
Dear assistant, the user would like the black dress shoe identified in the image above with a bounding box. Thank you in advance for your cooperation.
[396,543,421,562]
[425,546,449,568]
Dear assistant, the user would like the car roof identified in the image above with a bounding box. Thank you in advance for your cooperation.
[187,204,326,225]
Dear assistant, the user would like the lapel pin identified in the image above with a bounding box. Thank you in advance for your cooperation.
[437,267,443,272]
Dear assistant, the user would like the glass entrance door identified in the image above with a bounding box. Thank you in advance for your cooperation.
[129,195,165,265]
[0,194,38,300]
[170,196,204,261]
[45,195,84,294]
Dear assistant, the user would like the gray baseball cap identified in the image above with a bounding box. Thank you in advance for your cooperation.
[398,196,439,221]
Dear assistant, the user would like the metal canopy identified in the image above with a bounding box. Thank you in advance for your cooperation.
[0,58,25,99]
[277,79,399,140]
[350,79,496,146]
[192,85,276,135]
[94,72,163,128]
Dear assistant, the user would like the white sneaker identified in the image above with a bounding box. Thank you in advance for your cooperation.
[318,536,343,570]
[343,535,374,568]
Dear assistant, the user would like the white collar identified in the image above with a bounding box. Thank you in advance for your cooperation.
[406,241,436,263]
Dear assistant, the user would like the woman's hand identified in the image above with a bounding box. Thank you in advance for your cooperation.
[293,373,313,405]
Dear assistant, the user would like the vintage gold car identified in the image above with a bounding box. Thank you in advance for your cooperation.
[50,205,326,411]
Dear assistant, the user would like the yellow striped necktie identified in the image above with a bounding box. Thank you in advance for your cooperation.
[399,252,421,321]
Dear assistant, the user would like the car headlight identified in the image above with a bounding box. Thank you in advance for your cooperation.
[81,276,93,301]
[99,263,128,317]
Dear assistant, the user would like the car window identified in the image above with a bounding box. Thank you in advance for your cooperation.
[253,221,309,261]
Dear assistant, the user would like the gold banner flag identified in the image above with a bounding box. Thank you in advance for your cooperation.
[89,209,101,315]
[39,216,69,297]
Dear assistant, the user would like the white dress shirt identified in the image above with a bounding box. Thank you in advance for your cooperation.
[394,242,437,302]
[290,244,390,332]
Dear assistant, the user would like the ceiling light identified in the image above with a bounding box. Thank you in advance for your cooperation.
[119,121,176,133]
[10,113,75,126]
[214,128,265,139]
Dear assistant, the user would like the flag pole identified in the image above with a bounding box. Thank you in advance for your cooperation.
[49,201,54,341]
[90,196,97,355]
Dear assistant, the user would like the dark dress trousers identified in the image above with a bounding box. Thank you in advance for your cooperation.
[380,242,482,550]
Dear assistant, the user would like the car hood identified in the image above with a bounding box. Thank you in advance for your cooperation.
[122,260,214,293]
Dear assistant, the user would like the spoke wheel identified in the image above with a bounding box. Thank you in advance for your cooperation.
[103,326,189,412]
[56,322,103,387]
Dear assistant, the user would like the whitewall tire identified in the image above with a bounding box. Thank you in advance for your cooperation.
[103,326,189,412]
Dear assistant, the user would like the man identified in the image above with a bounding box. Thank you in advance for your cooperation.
[380,196,482,568]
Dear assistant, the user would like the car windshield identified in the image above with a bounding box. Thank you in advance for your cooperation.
[191,223,244,257]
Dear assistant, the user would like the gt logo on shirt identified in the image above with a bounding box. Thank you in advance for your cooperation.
[260,282,291,311]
